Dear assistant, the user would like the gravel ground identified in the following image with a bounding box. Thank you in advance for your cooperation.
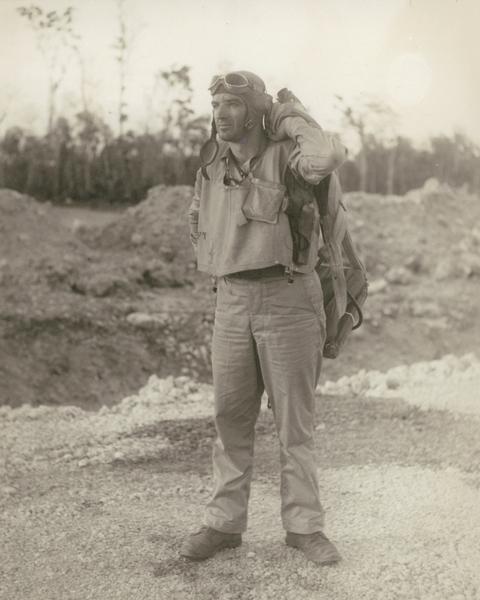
[1,354,479,599]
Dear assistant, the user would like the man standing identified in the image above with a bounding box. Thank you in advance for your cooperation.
[181,71,347,565]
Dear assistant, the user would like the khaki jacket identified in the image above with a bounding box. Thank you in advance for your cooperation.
[189,122,347,278]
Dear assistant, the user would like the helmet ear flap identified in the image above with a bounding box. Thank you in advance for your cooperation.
[200,118,219,180]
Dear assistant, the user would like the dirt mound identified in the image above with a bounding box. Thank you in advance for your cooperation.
[0,190,87,294]
[345,178,480,278]
[0,186,196,305]
[77,185,196,289]
[2,180,480,410]
[0,186,210,409]
[80,185,192,255]
[0,190,77,259]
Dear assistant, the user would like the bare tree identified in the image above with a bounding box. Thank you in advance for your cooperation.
[68,32,90,114]
[336,95,399,193]
[17,5,76,135]
[112,0,134,137]
[367,100,399,195]
[336,95,369,191]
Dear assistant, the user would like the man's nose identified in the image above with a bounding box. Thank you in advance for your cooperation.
[215,104,229,119]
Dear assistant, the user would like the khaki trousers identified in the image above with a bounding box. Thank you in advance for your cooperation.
[205,271,326,534]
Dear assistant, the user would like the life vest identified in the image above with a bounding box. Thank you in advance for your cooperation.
[195,140,321,277]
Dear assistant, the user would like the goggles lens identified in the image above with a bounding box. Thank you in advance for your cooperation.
[209,72,254,94]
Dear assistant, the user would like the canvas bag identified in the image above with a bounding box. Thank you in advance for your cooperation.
[284,167,368,359]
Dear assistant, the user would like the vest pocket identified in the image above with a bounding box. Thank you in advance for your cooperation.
[241,178,287,224]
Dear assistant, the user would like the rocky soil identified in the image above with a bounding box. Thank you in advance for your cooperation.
[1,356,480,599]
[1,179,480,598]
[1,178,480,409]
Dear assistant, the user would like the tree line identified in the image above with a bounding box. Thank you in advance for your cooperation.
[0,108,209,205]
[1,109,479,204]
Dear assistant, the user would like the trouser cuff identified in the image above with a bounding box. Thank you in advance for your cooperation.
[205,516,246,534]
[282,518,325,534]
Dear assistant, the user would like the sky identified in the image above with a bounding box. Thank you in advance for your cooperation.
[0,0,479,149]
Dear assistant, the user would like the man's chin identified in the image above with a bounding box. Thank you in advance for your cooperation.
[217,131,239,142]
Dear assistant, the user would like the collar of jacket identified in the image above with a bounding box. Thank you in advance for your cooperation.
[218,143,269,174]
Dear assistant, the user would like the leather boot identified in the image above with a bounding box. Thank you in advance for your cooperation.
[286,531,342,565]
[180,526,242,561]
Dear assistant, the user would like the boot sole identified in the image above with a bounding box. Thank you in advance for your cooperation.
[285,540,342,565]
[180,539,242,561]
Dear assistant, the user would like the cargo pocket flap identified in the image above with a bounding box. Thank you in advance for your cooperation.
[242,178,286,224]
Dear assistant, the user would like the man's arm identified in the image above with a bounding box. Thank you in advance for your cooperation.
[266,99,348,185]
[188,168,202,248]
[286,120,347,185]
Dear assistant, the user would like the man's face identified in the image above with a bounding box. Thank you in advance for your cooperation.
[211,93,248,142]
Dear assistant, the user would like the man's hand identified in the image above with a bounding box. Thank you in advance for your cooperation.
[265,90,321,142]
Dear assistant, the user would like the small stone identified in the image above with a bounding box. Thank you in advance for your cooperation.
[433,259,457,281]
[78,459,89,468]
[131,233,144,245]
[410,301,441,318]
[126,312,164,328]
[247,552,256,559]
[113,451,124,460]
[83,273,121,297]
[461,252,480,277]
[422,177,442,194]
[2,485,16,496]
[368,278,388,295]
[70,218,85,234]
[404,254,425,273]
[385,267,412,285]
[386,376,401,390]
[315,423,326,431]
[382,305,398,317]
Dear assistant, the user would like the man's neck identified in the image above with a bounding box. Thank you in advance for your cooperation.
[228,127,268,165]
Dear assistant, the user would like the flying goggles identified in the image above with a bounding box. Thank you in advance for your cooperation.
[209,72,264,95]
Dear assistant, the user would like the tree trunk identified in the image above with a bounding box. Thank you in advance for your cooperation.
[358,149,368,192]
[386,146,397,195]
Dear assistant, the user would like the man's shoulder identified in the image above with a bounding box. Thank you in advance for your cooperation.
[263,137,296,166]
[265,137,296,152]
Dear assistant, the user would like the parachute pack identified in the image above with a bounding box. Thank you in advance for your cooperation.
[314,173,368,358]
[284,167,368,359]
[276,87,368,359]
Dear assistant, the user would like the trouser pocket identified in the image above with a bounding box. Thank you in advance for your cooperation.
[300,272,326,342]
[300,272,324,314]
